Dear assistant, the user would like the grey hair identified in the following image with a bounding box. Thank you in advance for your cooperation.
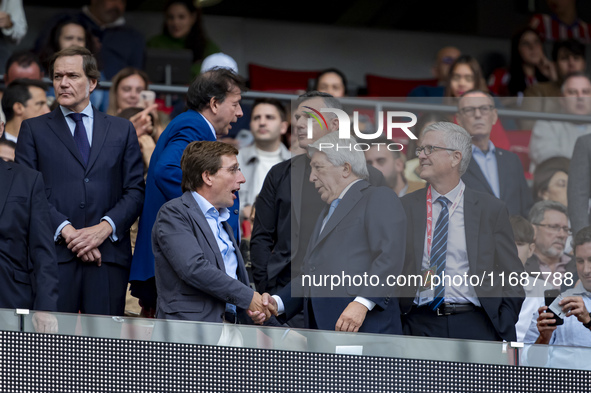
[308,131,369,181]
[528,200,568,225]
[422,121,472,175]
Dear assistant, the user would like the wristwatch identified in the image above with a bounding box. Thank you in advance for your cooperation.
[583,317,591,330]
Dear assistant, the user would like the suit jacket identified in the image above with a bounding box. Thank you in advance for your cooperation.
[569,133,591,235]
[0,160,58,311]
[131,109,240,283]
[400,186,525,341]
[250,154,386,294]
[15,106,145,266]
[462,147,532,218]
[153,192,254,322]
[278,180,405,334]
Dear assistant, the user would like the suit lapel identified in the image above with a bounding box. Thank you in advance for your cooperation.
[291,155,306,229]
[223,221,249,286]
[463,188,480,272]
[495,149,507,199]
[413,189,428,273]
[181,192,226,271]
[467,158,494,195]
[86,108,109,173]
[0,160,14,217]
[47,108,86,168]
[312,180,368,248]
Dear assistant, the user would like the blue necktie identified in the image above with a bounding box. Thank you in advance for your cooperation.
[69,113,90,165]
[321,198,341,233]
[430,196,449,311]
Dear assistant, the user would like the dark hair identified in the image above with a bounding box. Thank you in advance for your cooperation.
[181,141,239,192]
[1,79,48,122]
[186,67,246,112]
[295,90,344,111]
[573,226,591,256]
[313,68,348,95]
[107,67,150,115]
[508,27,549,96]
[444,55,487,98]
[552,39,586,63]
[252,97,287,122]
[5,51,42,79]
[162,0,208,62]
[37,15,96,72]
[532,156,570,202]
[510,215,535,244]
[49,46,101,83]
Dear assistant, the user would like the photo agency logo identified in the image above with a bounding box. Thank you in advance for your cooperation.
[304,106,418,151]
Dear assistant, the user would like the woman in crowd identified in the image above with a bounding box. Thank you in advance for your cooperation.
[532,156,569,207]
[313,68,348,97]
[488,27,555,98]
[147,0,220,80]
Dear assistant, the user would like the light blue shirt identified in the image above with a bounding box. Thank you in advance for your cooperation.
[471,141,500,199]
[191,191,238,313]
[55,102,117,242]
[197,112,217,140]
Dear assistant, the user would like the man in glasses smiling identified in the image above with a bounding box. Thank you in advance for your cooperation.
[457,90,533,218]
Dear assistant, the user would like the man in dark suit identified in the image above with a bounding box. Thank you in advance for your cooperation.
[457,90,533,218]
[15,46,145,316]
[400,121,525,341]
[261,132,405,334]
[0,159,58,332]
[250,92,386,319]
[153,141,271,323]
[131,68,245,314]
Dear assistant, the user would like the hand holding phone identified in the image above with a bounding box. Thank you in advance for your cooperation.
[139,90,156,109]
[544,289,565,326]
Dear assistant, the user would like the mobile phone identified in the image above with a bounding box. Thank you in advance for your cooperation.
[139,90,156,108]
[544,289,564,326]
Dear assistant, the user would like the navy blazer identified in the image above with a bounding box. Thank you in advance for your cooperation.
[153,192,254,322]
[400,186,525,341]
[279,180,405,334]
[131,109,240,283]
[462,147,533,218]
[15,106,145,266]
[0,160,58,311]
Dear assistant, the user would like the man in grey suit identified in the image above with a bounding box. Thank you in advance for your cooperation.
[569,133,591,235]
[457,90,533,218]
[152,141,274,323]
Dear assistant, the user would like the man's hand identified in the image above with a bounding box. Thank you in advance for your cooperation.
[80,248,102,266]
[32,312,58,334]
[0,12,13,29]
[534,306,558,345]
[129,104,158,138]
[335,301,368,332]
[61,224,78,244]
[247,293,278,325]
[68,221,112,260]
[560,296,591,325]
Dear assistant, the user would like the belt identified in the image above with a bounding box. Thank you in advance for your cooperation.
[435,303,477,316]
[223,311,237,324]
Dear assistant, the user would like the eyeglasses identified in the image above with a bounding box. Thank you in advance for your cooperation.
[459,105,495,117]
[415,145,457,157]
[221,165,242,175]
[534,223,572,235]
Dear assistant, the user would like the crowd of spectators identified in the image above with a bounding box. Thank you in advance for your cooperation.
[0,0,591,360]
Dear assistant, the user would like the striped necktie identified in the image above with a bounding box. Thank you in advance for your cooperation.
[430,196,449,311]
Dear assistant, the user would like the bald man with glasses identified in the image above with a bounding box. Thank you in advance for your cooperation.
[457,90,533,218]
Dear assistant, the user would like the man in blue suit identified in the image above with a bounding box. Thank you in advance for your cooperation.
[16,46,145,316]
[131,68,246,313]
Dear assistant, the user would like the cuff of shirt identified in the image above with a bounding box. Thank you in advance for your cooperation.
[354,297,375,311]
[55,220,71,242]
[272,295,285,315]
[101,216,118,242]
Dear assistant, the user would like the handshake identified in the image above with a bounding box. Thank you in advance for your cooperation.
[247,292,279,324]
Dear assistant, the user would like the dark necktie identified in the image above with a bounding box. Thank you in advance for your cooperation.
[68,113,90,165]
[430,196,450,311]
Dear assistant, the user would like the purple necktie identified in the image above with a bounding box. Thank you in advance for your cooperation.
[69,113,90,165]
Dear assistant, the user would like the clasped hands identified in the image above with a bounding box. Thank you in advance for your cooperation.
[61,222,113,266]
[535,296,591,344]
[247,292,278,325]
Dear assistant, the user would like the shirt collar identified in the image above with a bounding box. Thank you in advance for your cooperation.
[191,191,229,221]
[336,178,362,201]
[564,281,591,297]
[471,140,496,156]
[197,112,217,140]
[431,179,464,203]
[60,102,94,120]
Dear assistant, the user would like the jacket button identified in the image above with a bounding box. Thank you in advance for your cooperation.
[84,178,89,183]
[79,203,85,209]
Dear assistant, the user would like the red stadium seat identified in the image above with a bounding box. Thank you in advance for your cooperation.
[248,64,321,94]
[365,74,438,97]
